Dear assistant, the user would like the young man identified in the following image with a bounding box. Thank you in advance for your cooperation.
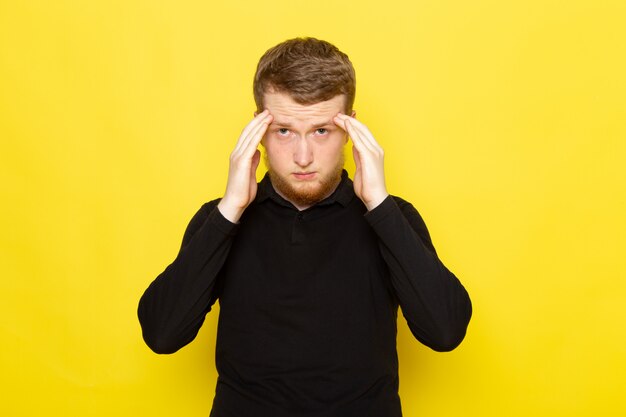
[138,37,472,417]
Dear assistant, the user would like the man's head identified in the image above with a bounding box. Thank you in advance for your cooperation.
[253,37,356,115]
[253,38,357,210]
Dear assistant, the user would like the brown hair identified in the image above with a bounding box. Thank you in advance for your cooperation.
[253,37,356,113]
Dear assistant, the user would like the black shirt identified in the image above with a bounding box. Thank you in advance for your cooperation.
[138,171,472,417]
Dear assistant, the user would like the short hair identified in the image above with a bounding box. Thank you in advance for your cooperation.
[253,37,356,113]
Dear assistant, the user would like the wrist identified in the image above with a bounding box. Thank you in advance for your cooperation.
[365,192,389,211]
[217,198,244,224]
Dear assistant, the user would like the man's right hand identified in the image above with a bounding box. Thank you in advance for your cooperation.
[217,110,273,223]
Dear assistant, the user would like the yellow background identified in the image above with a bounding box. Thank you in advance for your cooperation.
[1,0,625,416]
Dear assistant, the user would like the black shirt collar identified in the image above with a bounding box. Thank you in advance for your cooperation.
[256,170,354,209]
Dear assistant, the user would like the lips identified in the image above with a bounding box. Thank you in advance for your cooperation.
[293,172,316,180]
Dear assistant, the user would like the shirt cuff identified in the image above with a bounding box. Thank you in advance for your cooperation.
[363,195,400,227]
[208,204,240,236]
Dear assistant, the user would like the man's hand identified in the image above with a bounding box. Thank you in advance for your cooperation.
[333,114,389,211]
[218,110,273,223]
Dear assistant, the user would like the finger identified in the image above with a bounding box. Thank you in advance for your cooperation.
[333,115,347,132]
[341,117,363,151]
[352,145,362,172]
[233,112,272,155]
[235,113,273,158]
[345,118,377,154]
[250,149,261,180]
[345,117,381,153]
[336,114,362,137]
[240,115,272,159]
[336,113,380,151]
[241,110,269,139]
[233,111,271,154]
[333,113,349,131]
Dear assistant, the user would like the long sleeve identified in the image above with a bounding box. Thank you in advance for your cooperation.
[137,199,237,354]
[365,196,472,352]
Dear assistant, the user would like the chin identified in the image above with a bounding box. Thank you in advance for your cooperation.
[270,171,338,207]
[287,182,326,203]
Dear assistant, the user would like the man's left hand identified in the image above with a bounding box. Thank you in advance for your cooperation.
[334,114,389,211]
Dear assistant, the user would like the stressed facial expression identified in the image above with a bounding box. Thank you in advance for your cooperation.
[261,92,349,210]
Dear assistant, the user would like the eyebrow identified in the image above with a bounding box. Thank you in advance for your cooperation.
[271,120,334,129]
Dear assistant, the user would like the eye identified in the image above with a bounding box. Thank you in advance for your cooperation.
[316,128,328,135]
[277,128,290,136]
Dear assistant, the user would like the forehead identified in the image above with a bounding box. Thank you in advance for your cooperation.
[263,92,345,125]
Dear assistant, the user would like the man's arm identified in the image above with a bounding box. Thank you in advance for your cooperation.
[333,113,389,211]
[137,201,237,354]
[334,113,471,351]
[365,196,472,351]
[137,111,273,354]
[218,110,273,223]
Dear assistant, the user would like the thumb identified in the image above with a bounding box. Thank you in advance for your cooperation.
[250,149,261,179]
[352,146,361,172]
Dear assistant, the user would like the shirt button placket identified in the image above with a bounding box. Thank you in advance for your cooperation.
[291,213,305,244]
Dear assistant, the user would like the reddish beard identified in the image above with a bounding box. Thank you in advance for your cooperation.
[265,152,345,208]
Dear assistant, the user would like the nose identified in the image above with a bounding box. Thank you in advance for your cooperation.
[293,137,313,168]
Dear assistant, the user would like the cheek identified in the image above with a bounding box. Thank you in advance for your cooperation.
[266,133,295,148]
[316,140,345,161]
[328,135,348,153]
[264,143,292,166]
[266,138,291,153]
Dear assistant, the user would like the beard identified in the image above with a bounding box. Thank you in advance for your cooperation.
[265,152,345,208]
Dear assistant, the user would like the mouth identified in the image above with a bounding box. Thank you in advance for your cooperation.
[293,172,317,180]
